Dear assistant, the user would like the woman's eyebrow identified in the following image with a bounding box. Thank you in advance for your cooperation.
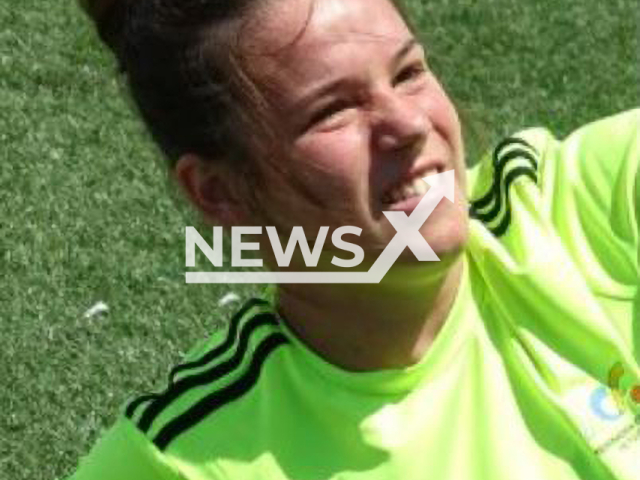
[291,37,420,110]
[391,37,420,69]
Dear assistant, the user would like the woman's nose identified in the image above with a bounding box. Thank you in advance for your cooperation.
[372,91,429,153]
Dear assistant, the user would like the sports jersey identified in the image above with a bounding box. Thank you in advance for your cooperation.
[67,109,639,480]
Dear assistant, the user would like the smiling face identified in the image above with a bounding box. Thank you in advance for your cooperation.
[239,0,469,262]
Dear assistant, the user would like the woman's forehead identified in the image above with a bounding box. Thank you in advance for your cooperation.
[242,0,413,59]
[241,0,415,101]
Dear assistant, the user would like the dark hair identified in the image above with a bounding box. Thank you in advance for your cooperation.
[81,0,279,174]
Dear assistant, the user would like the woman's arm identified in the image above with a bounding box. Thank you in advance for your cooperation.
[65,417,186,480]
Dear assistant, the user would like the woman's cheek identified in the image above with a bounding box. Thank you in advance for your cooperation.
[428,83,463,148]
[293,126,368,188]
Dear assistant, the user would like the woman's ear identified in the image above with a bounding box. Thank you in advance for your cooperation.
[174,154,248,227]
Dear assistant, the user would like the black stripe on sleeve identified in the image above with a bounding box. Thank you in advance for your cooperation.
[136,312,280,433]
[469,147,538,217]
[169,298,270,382]
[490,137,538,166]
[472,166,538,237]
[125,394,155,420]
[485,166,538,238]
[124,298,268,421]
[152,332,290,451]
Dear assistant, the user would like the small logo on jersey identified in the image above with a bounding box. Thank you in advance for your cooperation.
[589,362,640,421]
[584,362,640,456]
[589,386,623,421]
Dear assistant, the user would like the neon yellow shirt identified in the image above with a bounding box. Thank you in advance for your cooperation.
[67,110,640,480]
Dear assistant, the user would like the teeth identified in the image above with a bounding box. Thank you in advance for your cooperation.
[384,169,438,205]
[412,178,430,195]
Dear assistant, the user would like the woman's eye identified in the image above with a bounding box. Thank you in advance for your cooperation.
[394,62,427,85]
[308,100,354,128]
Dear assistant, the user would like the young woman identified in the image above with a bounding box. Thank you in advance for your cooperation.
[71,0,639,478]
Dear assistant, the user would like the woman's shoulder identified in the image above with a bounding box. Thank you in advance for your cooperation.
[121,297,281,439]
[68,297,280,479]
[467,108,639,242]
[170,297,278,376]
[65,416,185,480]
[465,110,638,363]
[467,109,639,201]
[515,109,639,197]
[510,109,638,250]
[466,109,638,332]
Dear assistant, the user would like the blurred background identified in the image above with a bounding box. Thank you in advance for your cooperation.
[0,0,638,478]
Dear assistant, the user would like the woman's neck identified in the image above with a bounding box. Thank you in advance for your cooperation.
[276,253,465,372]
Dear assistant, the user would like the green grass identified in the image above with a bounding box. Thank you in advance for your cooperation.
[0,1,637,479]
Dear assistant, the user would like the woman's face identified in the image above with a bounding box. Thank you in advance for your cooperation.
[242,0,468,262]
